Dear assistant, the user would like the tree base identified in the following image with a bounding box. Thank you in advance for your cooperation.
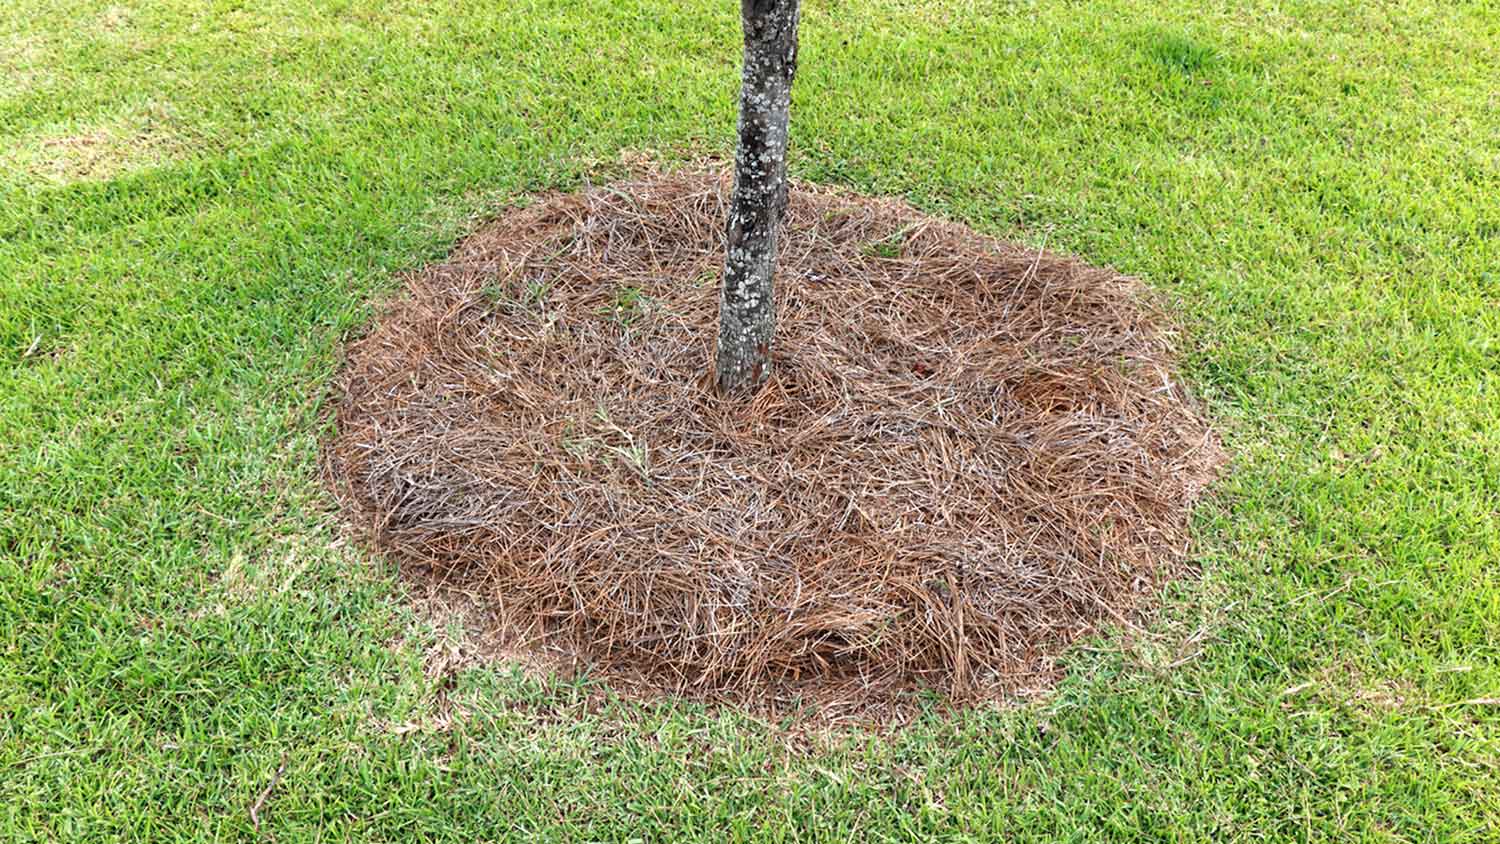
[325,170,1223,718]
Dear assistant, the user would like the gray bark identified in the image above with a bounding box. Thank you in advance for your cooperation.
[714,0,800,394]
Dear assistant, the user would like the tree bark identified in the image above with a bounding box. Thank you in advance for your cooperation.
[714,0,800,395]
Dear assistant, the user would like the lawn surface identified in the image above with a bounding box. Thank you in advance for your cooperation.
[2,0,1498,840]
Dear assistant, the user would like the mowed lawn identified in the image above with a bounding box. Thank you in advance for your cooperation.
[2,0,1497,840]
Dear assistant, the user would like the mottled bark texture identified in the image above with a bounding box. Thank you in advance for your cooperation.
[714,0,800,394]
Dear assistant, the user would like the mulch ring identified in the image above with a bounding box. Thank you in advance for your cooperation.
[325,170,1223,717]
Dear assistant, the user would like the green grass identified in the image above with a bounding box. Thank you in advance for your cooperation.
[2,0,1498,840]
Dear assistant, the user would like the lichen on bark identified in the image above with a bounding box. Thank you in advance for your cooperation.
[714,0,800,395]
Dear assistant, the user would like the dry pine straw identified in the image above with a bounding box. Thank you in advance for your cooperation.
[326,171,1222,711]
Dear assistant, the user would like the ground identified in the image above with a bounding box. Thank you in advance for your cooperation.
[326,173,1221,707]
[1,0,1497,841]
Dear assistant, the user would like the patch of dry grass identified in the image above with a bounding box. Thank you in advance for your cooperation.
[5,102,189,183]
[0,34,50,97]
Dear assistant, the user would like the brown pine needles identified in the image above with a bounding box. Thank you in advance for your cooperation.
[325,172,1222,710]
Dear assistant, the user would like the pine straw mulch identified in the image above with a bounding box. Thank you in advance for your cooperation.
[325,171,1223,716]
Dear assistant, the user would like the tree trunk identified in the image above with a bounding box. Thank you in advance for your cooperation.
[714,0,800,395]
